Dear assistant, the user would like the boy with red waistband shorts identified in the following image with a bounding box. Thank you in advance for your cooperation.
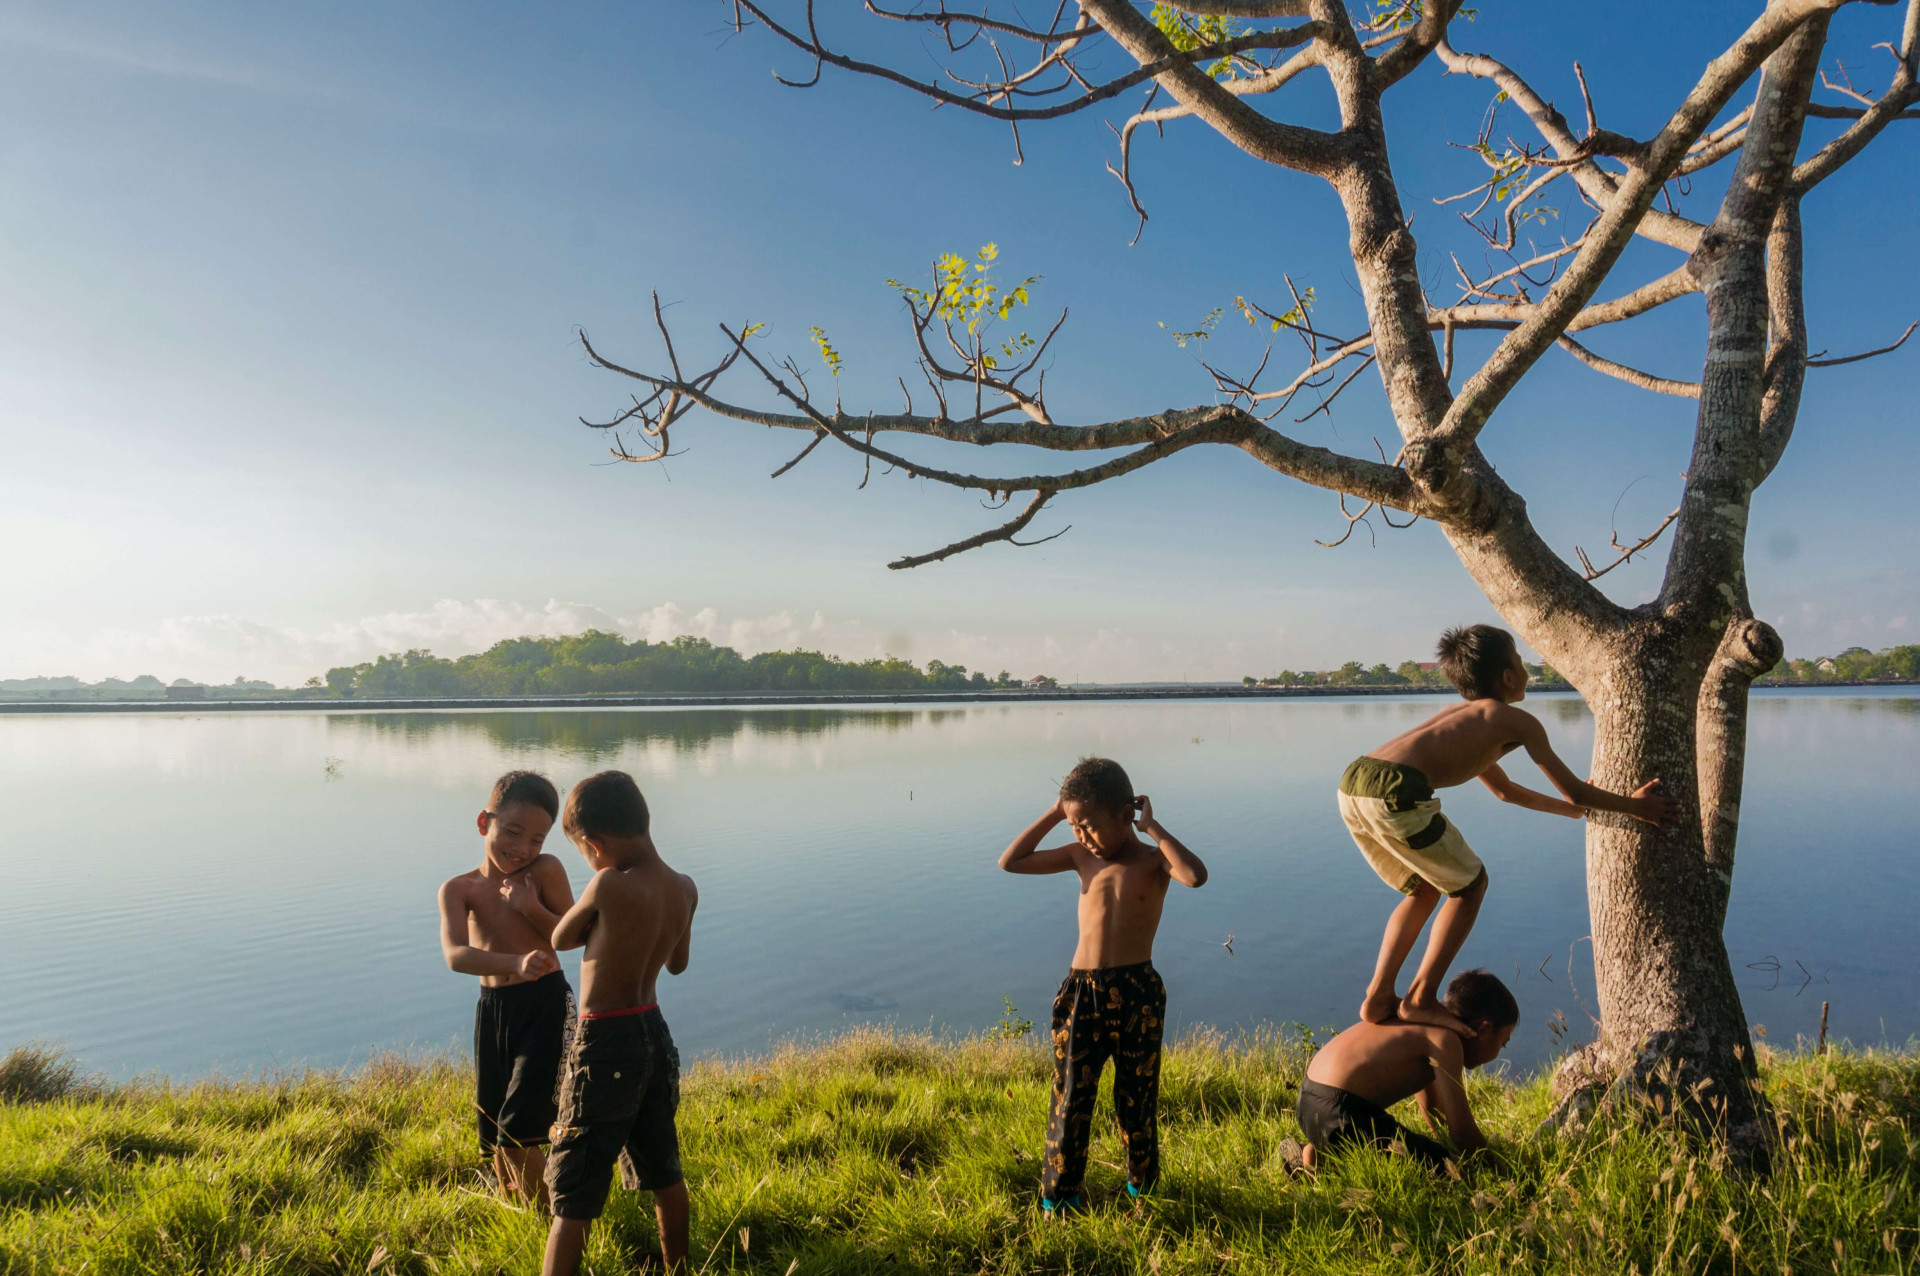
[1000,757,1209,1216]
[1341,624,1676,1037]
[437,770,576,1209]
[543,771,698,1276]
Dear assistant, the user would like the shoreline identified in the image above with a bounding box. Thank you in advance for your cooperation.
[1,679,1912,714]
[0,683,1488,714]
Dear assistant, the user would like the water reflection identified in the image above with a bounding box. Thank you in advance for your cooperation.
[330,707,966,759]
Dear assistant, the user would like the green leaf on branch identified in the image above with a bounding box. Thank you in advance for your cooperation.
[1149,4,1242,80]
[887,244,1040,337]
[807,326,844,378]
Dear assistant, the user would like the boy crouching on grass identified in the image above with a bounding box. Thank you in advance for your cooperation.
[542,771,699,1276]
[1000,757,1209,1216]
[1297,969,1519,1172]
[437,770,577,1208]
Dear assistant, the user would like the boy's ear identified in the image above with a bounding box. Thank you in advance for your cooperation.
[476,810,492,836]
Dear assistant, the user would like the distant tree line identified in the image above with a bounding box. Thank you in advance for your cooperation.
[1240,661,1568,690]
[1765,644,1920,684]
[319,632,1028,698]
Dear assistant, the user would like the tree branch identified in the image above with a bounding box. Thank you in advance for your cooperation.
[1556,335,1701,398]
[1076,0,1347,175]
[888,490,1066,569]
[733,0,1328,127]
[1806,318,1918,366]
[1417,0,1848,489]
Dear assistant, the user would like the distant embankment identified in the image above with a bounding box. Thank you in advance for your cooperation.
[0,683,1503,715]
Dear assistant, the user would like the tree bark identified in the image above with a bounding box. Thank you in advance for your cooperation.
[1555,630,1767,1157]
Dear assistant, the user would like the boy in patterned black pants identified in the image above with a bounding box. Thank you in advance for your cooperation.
[1000,758,1209,1215]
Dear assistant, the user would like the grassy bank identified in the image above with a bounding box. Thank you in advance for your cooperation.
[2,1030,1916,1275]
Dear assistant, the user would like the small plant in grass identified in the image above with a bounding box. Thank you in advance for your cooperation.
[993,997,1034,1041]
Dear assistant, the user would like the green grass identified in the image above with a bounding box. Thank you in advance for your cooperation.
[3,1030,1917,1274]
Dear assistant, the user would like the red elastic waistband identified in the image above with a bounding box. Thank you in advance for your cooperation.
[581,1002,657,1020]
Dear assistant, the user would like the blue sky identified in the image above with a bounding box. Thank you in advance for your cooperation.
[1,1,1914,684]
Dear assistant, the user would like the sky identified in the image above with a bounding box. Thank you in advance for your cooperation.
[1,1,1915,686]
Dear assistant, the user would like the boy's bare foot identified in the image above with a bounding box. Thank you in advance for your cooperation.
[1399,994,1475,1038]
[1359,987,1400,1025]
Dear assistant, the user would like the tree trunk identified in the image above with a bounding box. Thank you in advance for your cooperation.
[1553,628,1771,1159]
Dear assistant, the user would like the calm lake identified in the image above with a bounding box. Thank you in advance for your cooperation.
[3,690,1915,1080]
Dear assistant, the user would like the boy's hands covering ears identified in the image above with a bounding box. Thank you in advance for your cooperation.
[1132,795,1154,831]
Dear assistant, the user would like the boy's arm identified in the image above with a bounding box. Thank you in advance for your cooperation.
[550,873,603,952]
[998,802,1081,875]
[499,855,574,942]
[1509,711,1679,826]
[1134,796,1207,887]
[1417,1032,1487,1154]
[666,877,699,977]
[438,879,556,979]
[1478,763,1585,819]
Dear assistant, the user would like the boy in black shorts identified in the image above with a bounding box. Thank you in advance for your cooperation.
[1297,969,1518,1172]
[437,770,577,1207]
[543,771,699,1276]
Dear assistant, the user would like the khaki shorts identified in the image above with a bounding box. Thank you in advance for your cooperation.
[1337,757,1485,897]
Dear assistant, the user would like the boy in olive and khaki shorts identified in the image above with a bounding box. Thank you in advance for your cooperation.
[1342,625,1676,1037]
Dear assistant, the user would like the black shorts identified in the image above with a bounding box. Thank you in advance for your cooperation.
[474,970,573,1152]
[546,1006,683,1219]
[1296,1078,1452,1169]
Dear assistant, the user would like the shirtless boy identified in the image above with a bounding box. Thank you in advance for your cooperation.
[1341,624,1677,1036]
[1297,969,1519,1172]
[1000,757,1208,1214]
[437,770,576,1207]
[542,770,698,1276]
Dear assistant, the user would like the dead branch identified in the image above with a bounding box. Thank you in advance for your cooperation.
[1577,502,1684,580]
[1807,319,1918,366]
[888,490,1067,569]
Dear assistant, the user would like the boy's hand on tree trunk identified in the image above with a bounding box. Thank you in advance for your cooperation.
[1627,779,1680,827]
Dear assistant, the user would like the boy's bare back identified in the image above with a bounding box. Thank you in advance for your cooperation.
[1307,1019,1456,1107]
[1368,698,1536,790]
[572,859,697,1013]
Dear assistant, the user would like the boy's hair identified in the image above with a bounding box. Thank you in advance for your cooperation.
[563,770,651,841]
[1059,757,1134,815]
[1436,624,1521,700]
[489,770,559,820]
[1444,968,1520,1029]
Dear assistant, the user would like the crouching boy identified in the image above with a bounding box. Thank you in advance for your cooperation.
[1298,969,1519,1172]
[542,771,699,1276]
[999,757,1209,1214]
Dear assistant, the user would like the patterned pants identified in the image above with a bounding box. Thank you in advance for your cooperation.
[1042,961,1166,1200]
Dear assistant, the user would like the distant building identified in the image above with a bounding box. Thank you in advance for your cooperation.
[165,684,207,701]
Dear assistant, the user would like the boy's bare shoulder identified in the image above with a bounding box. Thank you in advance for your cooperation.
[524,852,568,879]
[439,867,485,898]
[1414,1023,1468,1063]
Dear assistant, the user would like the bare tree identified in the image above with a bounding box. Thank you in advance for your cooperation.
[580,0,1918,1153]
